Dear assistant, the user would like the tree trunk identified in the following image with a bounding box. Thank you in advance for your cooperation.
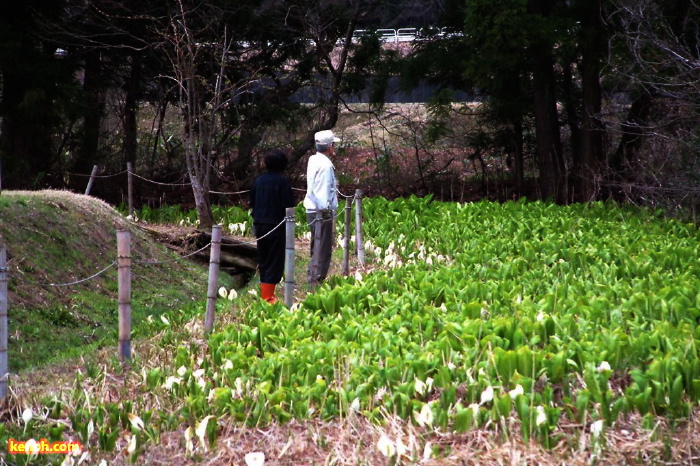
[188,166,214,229]
[512,118,525,196]
[0,70,55,188]
[228,125,263,182]
[609,89,654,180]
[529,0,566,203]
[122,53,142,167]
[502,72,526,196]
[531,50,566,203]
[562,60,581,188]
[74,50,105,176]
[577,0,606,202]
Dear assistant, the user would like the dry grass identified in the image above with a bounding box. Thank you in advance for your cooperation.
[11,341,695,466]
[3,188,116,210]
[65,364,700,466]
[102,409,698,465]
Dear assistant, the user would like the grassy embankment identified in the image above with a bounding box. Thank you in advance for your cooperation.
[0,190,221,372]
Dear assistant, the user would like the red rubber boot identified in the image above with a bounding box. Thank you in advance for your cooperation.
[260,283,277,304]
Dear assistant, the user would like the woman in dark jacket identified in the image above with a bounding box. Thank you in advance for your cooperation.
[250,149,296,303]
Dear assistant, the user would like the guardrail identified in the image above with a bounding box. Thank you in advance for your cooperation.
[351,27,463,44]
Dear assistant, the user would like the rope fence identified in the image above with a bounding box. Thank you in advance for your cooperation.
[135,243,212,265]
[80,164,286,208]
[13,242,213,289]
[0,189,365,399]
[43,262,117,287]
[80,164,360,213]
[80,163,254,217]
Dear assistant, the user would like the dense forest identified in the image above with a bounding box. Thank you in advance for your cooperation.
[1,0,699,226]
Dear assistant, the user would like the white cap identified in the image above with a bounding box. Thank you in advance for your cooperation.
[314,130,340,146]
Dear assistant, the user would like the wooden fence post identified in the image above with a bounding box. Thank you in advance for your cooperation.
[117,230,132,363]
[85,165,99,196]
[355,190,365,268]
[342,199,352,276]
[309,210,323,292]
[127,162,134,218]
[204,225,222,335]
[0,243,8,399]
[284,208,296,307]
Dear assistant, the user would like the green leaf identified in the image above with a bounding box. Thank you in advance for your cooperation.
[669,374,684,409]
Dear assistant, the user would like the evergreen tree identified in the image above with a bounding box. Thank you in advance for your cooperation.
[0,0,78,188]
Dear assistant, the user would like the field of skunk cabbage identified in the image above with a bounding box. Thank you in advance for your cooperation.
[3,196,700,464]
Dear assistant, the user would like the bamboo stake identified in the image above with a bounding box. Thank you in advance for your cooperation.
[85,165,99,195]
[127,162,134,218]
[117,230,132,363]
[342,199,352,276]
[204,225,222,334]
[0,243,8,399]
[355,190,365,268]
[284,208,296,307]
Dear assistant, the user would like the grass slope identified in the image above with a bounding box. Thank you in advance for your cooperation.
[0,190,212,371]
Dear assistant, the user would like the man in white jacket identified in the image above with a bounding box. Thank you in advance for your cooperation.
[304,130,340,287]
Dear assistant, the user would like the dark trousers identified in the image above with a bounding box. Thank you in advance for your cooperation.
[306,211,334,285]
[255,223,286,284]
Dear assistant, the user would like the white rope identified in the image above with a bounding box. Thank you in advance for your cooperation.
[135,243,212,265]
[337,188,355,199]
[129,171,191,186]
[234,218,288,246]
[68,170,128,179]
[210,189,251,195]
[42,261,117,287]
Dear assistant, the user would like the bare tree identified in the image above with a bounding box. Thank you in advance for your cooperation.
[282,0,386,165]
[156,0,246,228]
[605,0,700,212]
